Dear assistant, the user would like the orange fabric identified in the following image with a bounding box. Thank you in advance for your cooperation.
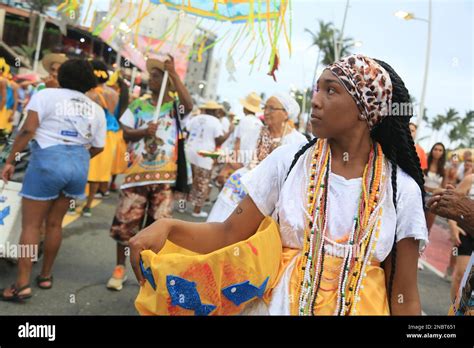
[263,247,300,305]
[113,265,126,279]
[416,144,428,170]
[88,130,118,182]
[111,130,128,175]
[289,254,390,315]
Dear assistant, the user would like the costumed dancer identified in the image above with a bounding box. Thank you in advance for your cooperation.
[130,54,428,316]
[106,56,193,291]
[82,60,120,217]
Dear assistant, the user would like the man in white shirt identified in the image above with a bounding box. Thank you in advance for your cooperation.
[234,92,263,167]
[185,101,233,218]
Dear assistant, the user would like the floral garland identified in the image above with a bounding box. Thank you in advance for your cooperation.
[294,138,388,315]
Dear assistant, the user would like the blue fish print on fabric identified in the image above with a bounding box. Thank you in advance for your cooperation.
[139,258,157,290]
[166,275,216,316]
[0,206,10,225]
[222,276,269,306]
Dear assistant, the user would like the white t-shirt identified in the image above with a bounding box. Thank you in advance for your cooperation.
[220,117,231,133]
[26,88,106,149]
[235,114,263,165]
[241,142,428,314]
[185,114,224,170]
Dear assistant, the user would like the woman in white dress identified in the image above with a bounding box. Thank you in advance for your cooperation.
[423,142,447,232]
[207,93,307,222]
[130,54,428,315]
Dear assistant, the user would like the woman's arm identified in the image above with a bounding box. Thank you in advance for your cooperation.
[455,174,472,195]
[130,195,265,285]
[384,238,422,315]
[165,56,193,114]
[6,111,39,164]
[89,146,104,158]
[1,111,39,182]
[0,79,6,110]
[441,169,448,188]
[122,124,155,143]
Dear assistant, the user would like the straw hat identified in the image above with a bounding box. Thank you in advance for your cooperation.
[199,100,224,110]
[239,92,263,114]
[146,58,175,91]
[42,53,67,74]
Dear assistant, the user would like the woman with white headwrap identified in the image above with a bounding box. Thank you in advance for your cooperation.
[207,93,307,222]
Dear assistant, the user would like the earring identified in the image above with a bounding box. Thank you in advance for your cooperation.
[358,114,366,121]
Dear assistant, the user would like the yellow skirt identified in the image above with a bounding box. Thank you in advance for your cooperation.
[0,107,13,133]
[111,130,128,175]
[88,130,118,182]
[287,252,390,315]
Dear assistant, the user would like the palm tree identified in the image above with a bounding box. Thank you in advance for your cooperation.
[451,110,474,148]
[441,108,460,140]
[305,20,354,88]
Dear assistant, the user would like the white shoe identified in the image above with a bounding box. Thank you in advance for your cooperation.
[417,260,425,270]
[191,211,209,218]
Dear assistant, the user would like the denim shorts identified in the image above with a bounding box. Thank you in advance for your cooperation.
[20,141,90,201]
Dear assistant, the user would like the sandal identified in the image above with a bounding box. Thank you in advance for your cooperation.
[36,275,53,289]
[0,284,32,302]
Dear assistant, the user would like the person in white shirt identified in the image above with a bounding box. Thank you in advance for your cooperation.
[234,92,263,166]
[185,101,232,218]
[1,59,106,301]
[207,93,307,222]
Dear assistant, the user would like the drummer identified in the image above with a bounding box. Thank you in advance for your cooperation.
[184,101,233,218]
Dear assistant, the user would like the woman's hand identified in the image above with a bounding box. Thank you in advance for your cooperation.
[450,225,467,246]
[1,163,15,184]
[129,218,172,286]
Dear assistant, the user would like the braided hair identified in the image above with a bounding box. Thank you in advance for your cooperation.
[371,59,426,311]
[286,59,426,312]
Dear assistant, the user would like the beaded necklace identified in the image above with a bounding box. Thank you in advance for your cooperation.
[295,138,388,315]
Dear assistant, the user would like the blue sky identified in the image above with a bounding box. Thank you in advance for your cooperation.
[92,0,473,148]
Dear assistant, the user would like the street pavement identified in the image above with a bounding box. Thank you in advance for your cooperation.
[0,178,453,315]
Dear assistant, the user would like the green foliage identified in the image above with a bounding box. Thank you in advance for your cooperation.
[305,20,354,65]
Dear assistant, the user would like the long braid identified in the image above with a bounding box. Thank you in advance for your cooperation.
[286,137,318,180]
[286,59,425,314]
[387,144,398,309]
[371,59,426,311]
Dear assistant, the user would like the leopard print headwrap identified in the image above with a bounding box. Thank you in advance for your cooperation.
[327,54,393,130]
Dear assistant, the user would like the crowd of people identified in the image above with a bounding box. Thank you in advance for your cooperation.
[0,52,472,316]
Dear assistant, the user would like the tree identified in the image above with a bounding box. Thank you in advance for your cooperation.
[450,110,474,148]
[305,20,354,88]
[305,20,354,65]
[426,108,473,149]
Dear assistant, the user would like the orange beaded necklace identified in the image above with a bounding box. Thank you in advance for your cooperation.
[294,138,388,315]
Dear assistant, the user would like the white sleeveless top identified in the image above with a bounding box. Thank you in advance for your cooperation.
[424,171,443,189]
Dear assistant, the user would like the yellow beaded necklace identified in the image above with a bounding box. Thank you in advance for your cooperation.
[293,138,387,315]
